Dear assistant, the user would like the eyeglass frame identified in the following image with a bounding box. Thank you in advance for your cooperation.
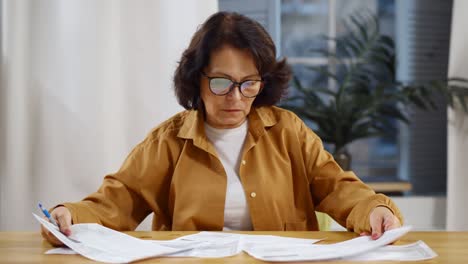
[201,72,264,98]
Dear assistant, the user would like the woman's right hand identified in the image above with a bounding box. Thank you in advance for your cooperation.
[40,206,73,246]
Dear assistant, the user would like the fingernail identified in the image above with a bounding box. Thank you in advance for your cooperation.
[64,229,71,236]
[372,233,379,239]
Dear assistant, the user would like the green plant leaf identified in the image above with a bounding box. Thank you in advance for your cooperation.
[281,11,468,151]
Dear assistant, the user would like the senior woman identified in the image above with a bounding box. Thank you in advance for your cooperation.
[41,11,402,246]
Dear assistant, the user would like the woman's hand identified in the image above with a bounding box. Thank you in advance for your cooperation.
[40,206,73,246]
[361,206,401,240]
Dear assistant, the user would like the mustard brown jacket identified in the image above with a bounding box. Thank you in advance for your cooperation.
[62,106,403,234]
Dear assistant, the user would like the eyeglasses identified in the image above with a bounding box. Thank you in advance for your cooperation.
[201,72,264,98]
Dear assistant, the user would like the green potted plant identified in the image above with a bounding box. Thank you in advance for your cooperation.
[281,14,468,170]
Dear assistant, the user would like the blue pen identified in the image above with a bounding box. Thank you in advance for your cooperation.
[38,203,58,226]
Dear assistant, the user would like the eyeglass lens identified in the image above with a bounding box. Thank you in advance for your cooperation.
[209,78,262,97]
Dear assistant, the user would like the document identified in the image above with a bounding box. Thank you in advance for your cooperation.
[34,213,190,263]
[347,240,438,261]
[37,213,437,263]
[153,232,321,258]
[154,232,242,257]
[42,227,321,259]
[243,226,435,262]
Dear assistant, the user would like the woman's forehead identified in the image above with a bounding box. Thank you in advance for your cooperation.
[206,45,259,78]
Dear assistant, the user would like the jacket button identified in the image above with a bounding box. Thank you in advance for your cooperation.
[250,192,257,198]
[241,160,246,165]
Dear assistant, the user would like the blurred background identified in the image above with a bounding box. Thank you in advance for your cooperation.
[1,0,467,231]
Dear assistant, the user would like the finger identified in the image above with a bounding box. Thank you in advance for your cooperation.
[371,224,383,240]
[384,215,401,231]
[40,224,64,247]
[55,212,72,236]
[370,213,384,240]
[384,215,402,245]
[360,232,370,236]
[40,212,67,245]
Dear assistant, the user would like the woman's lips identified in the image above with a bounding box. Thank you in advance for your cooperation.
[223,109,241,112]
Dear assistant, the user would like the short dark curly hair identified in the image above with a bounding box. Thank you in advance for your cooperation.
[174,11,291,110]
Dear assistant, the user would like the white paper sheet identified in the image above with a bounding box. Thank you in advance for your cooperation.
[45,230,321,259]
[39,217,436,263]
[347,240,438,261]
[152,232,321,258]
[34,213,190,263]
[45,247,77,255]
[243,226,426,262]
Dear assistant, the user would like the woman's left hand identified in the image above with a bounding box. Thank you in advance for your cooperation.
[362,206,401,240]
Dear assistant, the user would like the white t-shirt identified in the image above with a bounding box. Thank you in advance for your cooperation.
[204,121,253,230]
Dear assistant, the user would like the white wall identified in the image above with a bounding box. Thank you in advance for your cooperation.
[393,197,446,230]
[0,0,218,231]
[446,0,468,231]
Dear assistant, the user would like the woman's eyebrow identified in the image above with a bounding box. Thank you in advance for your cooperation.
[208,71,261,80]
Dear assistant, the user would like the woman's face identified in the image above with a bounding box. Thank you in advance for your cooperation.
[200,45,261,129]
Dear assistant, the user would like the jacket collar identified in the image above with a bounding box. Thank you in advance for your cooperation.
[177,106,279,148]
[246,106,277,141]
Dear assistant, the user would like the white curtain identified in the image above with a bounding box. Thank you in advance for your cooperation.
[0,0,217,231]
[446,0,468,230]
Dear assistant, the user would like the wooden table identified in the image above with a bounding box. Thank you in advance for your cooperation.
[1,231,467,263]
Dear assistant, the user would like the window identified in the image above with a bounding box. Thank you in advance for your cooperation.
[281,0,397,180]
[218,0,452,195]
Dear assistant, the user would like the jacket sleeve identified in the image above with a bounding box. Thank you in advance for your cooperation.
[59,136,168,231]
[296,117,404,234]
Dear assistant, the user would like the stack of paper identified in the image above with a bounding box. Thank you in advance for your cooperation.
[35,213,437,263]
[33,214,190,263]
[243,226,437,261]
[153,231,321,258]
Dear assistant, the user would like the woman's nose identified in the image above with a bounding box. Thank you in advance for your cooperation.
[225,84,242,100]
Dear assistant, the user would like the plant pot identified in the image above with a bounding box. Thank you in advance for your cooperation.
[333,149,352,171]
